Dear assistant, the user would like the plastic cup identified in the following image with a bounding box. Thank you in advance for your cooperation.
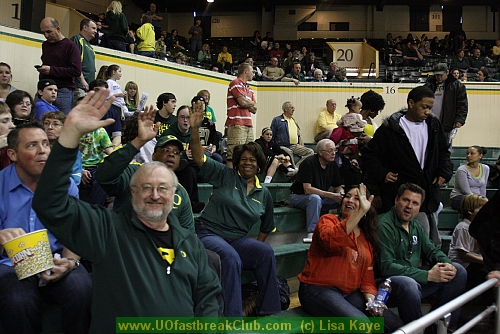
[2,229,54,280]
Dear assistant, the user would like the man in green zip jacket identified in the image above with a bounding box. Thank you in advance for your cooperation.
[32,91,221,333]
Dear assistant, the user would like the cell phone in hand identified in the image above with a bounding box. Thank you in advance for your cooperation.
[34,65,42,69]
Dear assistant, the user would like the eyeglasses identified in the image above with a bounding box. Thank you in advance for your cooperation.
[178,115,190,120]
[43,121,63,128]
[17,102,31,107]
[158,147,181,156]
[320,149,337,155]
[132,184,175,195]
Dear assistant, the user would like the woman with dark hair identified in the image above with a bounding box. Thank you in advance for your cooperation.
[249,30,261,48]
[189,102,281,317]
[255,127,297,183]
[450,146,490,211]
[0,62,16,102]
[298,184,403,333]
[5,90,34,125]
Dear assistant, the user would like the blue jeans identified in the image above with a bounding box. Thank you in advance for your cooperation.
[0,264,92,334]
[195,223,281,316]
[290,194,340,232]
[386,262,467,330]
[108,39,126,52]
[299,282,403,334]
[205,152,224,163]
[190,39,202,55]
[450,195,465,211]
[53,87,74,114]
[138,50,155,58]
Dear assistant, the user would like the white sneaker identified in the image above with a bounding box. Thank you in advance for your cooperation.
[303,232,313,243]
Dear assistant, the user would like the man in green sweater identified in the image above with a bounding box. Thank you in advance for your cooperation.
[378,183,466,331]
[32,90,220,333]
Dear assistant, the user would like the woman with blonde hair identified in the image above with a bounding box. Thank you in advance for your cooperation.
[0,63,16,102]
[106,1,128,51]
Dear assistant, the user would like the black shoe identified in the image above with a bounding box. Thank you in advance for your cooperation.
[192,202,205,213]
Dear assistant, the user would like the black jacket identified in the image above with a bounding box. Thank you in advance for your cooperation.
[363,110,453,213]
[424,76,468,133]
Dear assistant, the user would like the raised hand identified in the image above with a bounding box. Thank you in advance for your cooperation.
[136,105,159,142]
[189,101,205,128]
[58,89,115,148]
[357,183,374,216]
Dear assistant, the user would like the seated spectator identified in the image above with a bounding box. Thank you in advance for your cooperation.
[197,89,217,122]
[198,43,212,64]
[31,91,220,332]
[174,52,186,65]
[154,35,167,59]
[262,31,274,44]
[492,39,500,60]
[326,61,339,81]
[282,51,297,74]
[210,64,219,72]
[301,52,319,76]
[256,41,270,61]
[312,69,324,82]
[298,46,307,61]
[262,57,284,81]
[120,115,155,163]
[449,194,488,290]
[78,94,114,205]
[191,96,223,163]
[0,122,92,334]
[378,183,466,331]
[429,36,441,54]
[166,29,185,53]
[384,33,395,55]
[474,68,499,82]
[245,57,262,81]
[290,139,343,239]
[467,39,485,56]
[154,92,177,138]
[217,45,233,72]
[298,184,403,333]
[136,14,155,58]
[190,103,281,317]
[330,68,347,83]
[249,30,261,48]
[451,50,470,74]
[402,40,425,67]
[0,102,15,170]
[0,62,16,102]
[35,79,59,120]
[468,48,489,72]
[282,62,306,86]
[314,99,341,142]
[451,68,462,80]
[161,104,205,212]
[450,146,490,211]
[255,127,297,183]
[330,97,367,167]
[124,81,140,117]
[5,90,34,126]
[269,42,284,60]
[42,111,82,185]
[271,101,314,167]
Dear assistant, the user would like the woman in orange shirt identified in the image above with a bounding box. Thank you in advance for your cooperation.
[298,184,403,333]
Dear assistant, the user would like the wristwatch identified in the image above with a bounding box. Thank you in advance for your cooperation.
[67,258,80,270]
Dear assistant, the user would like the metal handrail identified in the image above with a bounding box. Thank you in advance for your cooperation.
[392,278,499,334]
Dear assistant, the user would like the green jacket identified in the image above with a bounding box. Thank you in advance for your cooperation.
[95,143,194,232]
[33,142,220,333]
[106,10,128,42]
[378,207,452,284]
[69,34,96,89]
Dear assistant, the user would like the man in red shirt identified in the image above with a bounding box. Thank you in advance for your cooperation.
[225,63,256,168]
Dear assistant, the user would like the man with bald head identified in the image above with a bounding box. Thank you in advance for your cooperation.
[314,99,341,142]
[38,17,81,113]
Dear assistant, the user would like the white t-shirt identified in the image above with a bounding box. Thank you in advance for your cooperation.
[431,82,445,121]
[400,116,428,170]
[107,79,128,115]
